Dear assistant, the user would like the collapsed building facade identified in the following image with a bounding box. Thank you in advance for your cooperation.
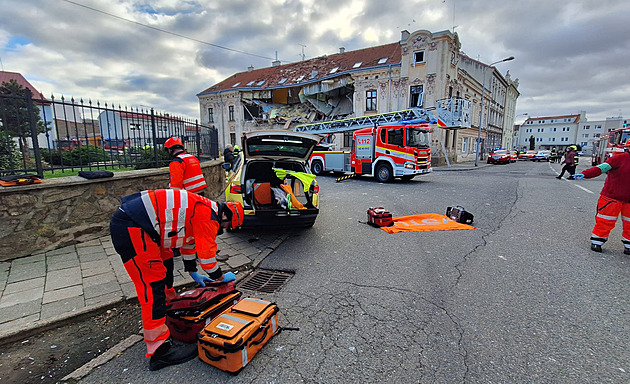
[197,29,519,165]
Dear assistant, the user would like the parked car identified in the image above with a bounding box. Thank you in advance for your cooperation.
[533,150,551,161]
[519,150,537,160]
[509,150,518,162]
[225,130,321,228]
[487,149,510,164]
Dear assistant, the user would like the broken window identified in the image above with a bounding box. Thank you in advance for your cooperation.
[410,85,423,107]
[366,90,377,111]
[244,104,262,121]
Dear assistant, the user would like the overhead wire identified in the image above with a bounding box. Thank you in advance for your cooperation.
[61,0,281,62]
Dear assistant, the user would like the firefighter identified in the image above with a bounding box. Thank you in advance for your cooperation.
[109,189,244,371]
[573,141,630,254]
[165,137,207,196]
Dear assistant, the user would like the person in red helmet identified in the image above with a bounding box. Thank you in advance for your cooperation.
[109,189,244,370]
[573,141,630,254]
[164,137,207,196]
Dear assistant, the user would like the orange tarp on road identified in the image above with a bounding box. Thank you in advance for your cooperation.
[380,213,476,233]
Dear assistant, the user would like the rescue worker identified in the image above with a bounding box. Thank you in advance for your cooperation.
[573,141,630,254]
[556,145,578,179]
[165,137,207,196]
[109,189,244,371]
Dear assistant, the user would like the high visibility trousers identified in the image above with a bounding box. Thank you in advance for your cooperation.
[591,195,630,251]
[110,211,176,357]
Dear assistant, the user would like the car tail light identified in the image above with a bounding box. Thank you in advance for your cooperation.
[229,185,242,194]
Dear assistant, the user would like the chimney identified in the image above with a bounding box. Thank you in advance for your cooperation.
[339,47,345,54]
[248,65,254,72]
[400,30,410,42]
[272,60,281,67]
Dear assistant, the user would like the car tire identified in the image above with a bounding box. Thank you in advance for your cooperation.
[375,163,393,183]
[311,160,324,175]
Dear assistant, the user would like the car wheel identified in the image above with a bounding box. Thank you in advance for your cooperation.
[311,160,324,175]
[375,163,393,183]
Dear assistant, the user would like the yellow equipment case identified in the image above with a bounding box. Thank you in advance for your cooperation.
[197,297,279,373]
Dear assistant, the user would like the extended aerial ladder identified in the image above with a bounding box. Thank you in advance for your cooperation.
[294,98,471,134]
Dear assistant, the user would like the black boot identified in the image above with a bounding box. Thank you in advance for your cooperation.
[149,339,198,371]
[590,244,602,253]
[625,248,630,255]
[555,175,562,179]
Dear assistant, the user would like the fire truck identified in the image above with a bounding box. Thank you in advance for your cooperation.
[295,99,471,182]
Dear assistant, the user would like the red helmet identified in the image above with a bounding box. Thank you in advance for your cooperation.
[625,140,630,149]
[221,201,244,229]
[164,137,183,149]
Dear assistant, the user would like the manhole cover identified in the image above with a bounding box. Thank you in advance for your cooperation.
[238,269,294,293]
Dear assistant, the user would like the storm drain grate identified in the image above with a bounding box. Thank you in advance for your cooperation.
[238,269,294,293]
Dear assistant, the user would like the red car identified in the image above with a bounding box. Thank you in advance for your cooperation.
[487,149,510,164]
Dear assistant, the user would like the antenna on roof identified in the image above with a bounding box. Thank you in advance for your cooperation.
[298,44,306,61]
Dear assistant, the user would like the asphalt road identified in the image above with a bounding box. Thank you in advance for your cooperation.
[79,161,630,383]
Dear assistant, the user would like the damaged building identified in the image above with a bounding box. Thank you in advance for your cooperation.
[197,29,519,165]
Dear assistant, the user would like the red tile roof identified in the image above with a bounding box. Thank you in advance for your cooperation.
[198,42,401,95]
[0,71,47,99]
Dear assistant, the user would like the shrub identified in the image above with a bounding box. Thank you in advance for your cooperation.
[134,147,171,170]
[0,132,23,170]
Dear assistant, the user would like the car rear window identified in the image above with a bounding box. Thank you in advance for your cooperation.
[247,136,314,157]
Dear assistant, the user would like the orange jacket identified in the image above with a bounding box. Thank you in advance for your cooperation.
[120,189,222,279]
[169,153,207,193]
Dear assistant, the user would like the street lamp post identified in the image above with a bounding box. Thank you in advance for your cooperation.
[475,56,515,166]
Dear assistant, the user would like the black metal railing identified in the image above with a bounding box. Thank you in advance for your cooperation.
[0,89,218,177]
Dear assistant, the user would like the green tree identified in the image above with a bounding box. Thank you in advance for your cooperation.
[0,79,46,161]
[0,131,23,170]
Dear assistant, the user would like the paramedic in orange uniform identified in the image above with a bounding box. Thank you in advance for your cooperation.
[109,189,244,371]
[573,140,630,254]
[165,137,207,196]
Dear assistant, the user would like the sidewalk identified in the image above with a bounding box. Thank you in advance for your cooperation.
[0,229,288,344]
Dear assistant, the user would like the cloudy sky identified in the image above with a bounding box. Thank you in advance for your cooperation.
[1,0,629,123]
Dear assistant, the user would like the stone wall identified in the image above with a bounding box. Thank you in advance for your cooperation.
[0,160,226,262]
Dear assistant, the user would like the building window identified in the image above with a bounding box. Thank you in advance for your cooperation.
[343,132,353,148]
[228,106,235,121]
[230,133,236,145]
[366,90,377,111]
[129,123,141,131]
[413,51,425,64]
[410,85,423,107]
[462,137,468,153]
[595,125,602,130]
[584,125,590,130]
[594,133,601,138]
[582,134,589,138]
[208,108,214,123]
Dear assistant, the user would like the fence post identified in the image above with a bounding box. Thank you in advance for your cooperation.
[25,89,44,177]
[150,108,158,167]
[195,119,201,158]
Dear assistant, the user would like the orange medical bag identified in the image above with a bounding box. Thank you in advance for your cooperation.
[367,207,393,227]
[197,297,280,374]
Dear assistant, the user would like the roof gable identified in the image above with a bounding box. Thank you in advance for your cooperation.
[198,42,401,95]
[0,71,47,99]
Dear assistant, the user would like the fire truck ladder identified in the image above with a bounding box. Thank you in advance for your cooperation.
[294,107,435,134]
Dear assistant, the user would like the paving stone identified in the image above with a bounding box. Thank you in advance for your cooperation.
[226,254,252,269]
[0,314,39,333]
[85,291,124,307]
[3,276,45,295]
[11,254,45,265]
[78,250,108,263]
[0,287,44,308]
[83,272,117,288]
[7,262,46,283]
[84,281,121,300]
[120,281,137,299]
[45,267,82,291]
[46,245,77,256]
[81,260,113,277]
[42,285,83,304]
[41,296,85,320]
[47,257,81,271]
[0,299,40,324]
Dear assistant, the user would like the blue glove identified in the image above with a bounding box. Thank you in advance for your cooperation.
[573,173,585,180]
[189,271,213,287]
[222,272,236,282]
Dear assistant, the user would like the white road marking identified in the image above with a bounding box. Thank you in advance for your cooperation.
[549,162,595,194]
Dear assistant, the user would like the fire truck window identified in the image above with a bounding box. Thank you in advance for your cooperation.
[380,129,386,143]
[387,129,403,146]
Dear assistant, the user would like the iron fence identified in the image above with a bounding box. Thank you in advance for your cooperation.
[0,89,219,178]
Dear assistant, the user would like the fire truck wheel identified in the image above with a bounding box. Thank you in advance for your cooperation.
[375,163,393,183]
[311,160,324,175]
